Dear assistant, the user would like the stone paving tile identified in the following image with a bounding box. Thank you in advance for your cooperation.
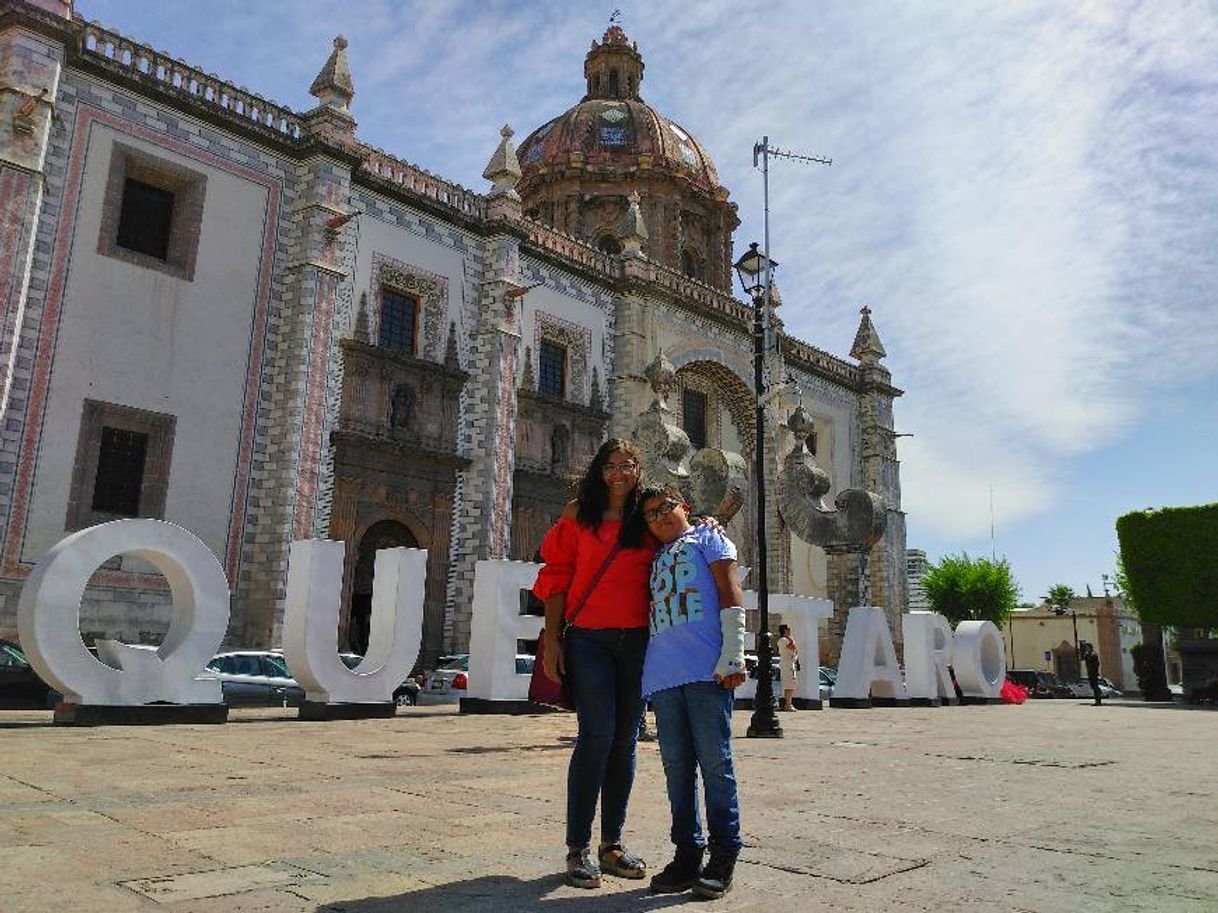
[1,701,1216,912]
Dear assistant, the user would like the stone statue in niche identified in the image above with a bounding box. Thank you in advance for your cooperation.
[389,382,415,432]
[550,424,570,473]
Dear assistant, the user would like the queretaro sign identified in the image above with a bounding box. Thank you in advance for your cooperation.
[17,520,1006,718]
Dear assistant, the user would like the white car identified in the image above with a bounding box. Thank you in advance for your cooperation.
[1068,677,1123,699]
[417,653,535,705]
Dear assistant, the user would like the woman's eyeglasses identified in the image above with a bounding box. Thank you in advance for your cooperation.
[643,499,682,523]
[602,460,640,477]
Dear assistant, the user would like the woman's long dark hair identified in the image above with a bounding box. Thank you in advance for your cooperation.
[575,438,645,547]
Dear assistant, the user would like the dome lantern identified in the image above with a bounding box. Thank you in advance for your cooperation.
[584,25,644,101]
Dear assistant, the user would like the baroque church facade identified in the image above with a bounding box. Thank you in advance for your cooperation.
[0,1,906,666]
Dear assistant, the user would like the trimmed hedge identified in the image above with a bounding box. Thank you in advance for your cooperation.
[1115,503,1218,628]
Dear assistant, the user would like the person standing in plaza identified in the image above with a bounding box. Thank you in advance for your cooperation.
[634,483,746,900]
[533,439,654,889]
[1084,645,1103,706]
[777,623,799,711]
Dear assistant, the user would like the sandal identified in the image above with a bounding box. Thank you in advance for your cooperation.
[565,847,600,889]
[599,842,646,879]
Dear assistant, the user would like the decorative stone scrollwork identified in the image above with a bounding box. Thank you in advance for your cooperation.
[777,404,886,551]
[632,350,746,522]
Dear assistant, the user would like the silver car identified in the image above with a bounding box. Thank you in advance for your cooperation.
[417,654,534,705]
[204,651,303,707]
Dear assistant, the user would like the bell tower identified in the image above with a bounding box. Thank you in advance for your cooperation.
[583,25,644,101]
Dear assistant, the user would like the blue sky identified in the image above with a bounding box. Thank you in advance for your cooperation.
[78,0,1218,604]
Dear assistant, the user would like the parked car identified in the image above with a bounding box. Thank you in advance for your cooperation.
[1068,677,1122,699]
[0,639,59,709]
[337,652,419,706]
[204,651,304,707]
[819,665,836,699]
[417,653,534,705]
[1007,669,1073,698]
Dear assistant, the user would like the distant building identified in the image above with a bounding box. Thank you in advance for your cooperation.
[1004,596,1140,690]
[906,549,930,612]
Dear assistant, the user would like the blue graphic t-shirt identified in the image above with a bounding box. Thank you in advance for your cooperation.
[641,524,738,699]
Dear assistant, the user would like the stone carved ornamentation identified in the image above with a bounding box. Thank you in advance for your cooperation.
[371,253,447,362]
[632,351,746,521]
[534,311,591,404]
[777,404,887,590]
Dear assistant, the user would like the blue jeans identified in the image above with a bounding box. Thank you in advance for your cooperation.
[563,626,648,849]
[650,680,742,854]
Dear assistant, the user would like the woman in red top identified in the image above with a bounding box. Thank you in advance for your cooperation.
[534,438,655,889]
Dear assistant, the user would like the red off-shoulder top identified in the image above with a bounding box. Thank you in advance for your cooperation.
[532,516,657,629]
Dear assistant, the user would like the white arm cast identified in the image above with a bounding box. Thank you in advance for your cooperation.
[714,606,747,680]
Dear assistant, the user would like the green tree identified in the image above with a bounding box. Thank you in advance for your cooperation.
[1044,583,1075,615]
[920,552,1019,627]
[1116,504,1218,700]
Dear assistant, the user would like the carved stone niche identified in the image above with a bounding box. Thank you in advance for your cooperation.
[337,338,468,455]
[510,388,610,560]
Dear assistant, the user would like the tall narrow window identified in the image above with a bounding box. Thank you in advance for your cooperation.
[379,289,418,356]
[538,340,566,398]
[609,69,620,98]
[116,178,175,261]
[682,389,707,450]
[91,427,150,516]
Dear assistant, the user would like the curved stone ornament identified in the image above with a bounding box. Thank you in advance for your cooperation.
[632,349,691,486]
[17,520,229,706]
[688,447,747,522]
[777,405,886,550]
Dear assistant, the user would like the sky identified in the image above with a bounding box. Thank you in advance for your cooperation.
[78,0,1218,604]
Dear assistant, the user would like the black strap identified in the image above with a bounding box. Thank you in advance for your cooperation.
[563,541,623,632]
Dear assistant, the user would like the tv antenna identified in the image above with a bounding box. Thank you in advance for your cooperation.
[751,137,832,356]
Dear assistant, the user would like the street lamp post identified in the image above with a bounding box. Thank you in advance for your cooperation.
[733,241,783,739]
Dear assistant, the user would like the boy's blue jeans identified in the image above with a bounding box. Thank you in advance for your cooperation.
[563,626,648,850]
[650,679,742,854]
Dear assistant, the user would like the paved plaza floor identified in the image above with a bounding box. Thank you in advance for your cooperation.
[0,698,1214,912]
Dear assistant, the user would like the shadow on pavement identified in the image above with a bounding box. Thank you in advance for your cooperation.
[317,874,693,913]
[1098,699,1218,712]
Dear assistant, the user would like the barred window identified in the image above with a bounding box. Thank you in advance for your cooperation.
[538,341,566,398]
[91,426,149,516]
[682,389,707,450]
[379,289,418,356]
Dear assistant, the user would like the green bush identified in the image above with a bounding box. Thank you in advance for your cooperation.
[920,552,1019,627]
[1116,503,1218,629]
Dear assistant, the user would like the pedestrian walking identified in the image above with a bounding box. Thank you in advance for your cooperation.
[777,623,799,711]
[1084,645,1102,706]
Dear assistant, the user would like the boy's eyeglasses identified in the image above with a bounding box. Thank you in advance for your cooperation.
[643,499,683,523]
[602,460,640,476]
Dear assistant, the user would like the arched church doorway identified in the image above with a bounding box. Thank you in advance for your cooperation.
[1052,641,1079,682]
[348,520,417,654]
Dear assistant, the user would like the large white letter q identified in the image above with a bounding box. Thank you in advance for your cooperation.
[17,520,229,705]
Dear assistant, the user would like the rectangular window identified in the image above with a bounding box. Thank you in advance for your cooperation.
[98,143,206,281]
[66,400,176,531]
[379,289,418,356]
[538,340,566,398]
[682,388,707,449]
[116,178,175,261]
[91,426,150,516]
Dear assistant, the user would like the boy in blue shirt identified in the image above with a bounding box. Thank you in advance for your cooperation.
[636,483,746,898]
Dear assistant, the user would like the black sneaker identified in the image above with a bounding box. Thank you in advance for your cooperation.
[691,847,737,899]
[565,847,601,889]
[649,845,704,893]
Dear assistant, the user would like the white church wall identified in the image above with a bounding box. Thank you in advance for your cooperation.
[23,124,275,570]
[350,193,480,366]
[518,255,615,408]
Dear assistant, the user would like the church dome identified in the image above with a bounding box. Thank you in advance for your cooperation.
[518,26,723,192]
[517,25,738,290]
